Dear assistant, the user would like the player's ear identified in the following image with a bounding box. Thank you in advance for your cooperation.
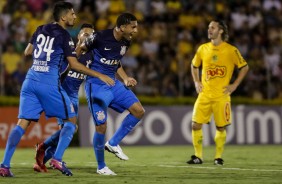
[120,25,125,32]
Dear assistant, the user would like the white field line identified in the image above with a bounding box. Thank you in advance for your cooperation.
[13,162,282,172]
[158,164,282,172]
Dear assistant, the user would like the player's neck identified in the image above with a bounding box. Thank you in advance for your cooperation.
[211,38,223,46]
[55,21,67,29]
[113,27,122,41]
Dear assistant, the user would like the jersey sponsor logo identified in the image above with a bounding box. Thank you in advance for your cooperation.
[96,111,106,121]
[68,70,86,80]
[206,66,226,80]
[120,46,127,56]
[100,58,120,65]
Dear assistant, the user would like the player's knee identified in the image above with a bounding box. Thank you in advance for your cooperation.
[216,126,225,131]
[67,116,78,125]
[96,123,107,134]
[192,122,202,130]
[131,105,145,119]
[17,119,31,130]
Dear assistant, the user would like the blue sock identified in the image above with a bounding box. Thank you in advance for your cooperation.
[93,132,106,170]
[53,122,75,161]
[109,114,140,146]
[44,146,56,164]
[2,125,25,167]
[44,129,61,148]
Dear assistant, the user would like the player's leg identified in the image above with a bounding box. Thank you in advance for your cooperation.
[212,99,231,165]
[1,79,41,177]
[85,82,116,175]
[33,122,63,172]
[35,96,79,172]
[108,102,144,147]
[0,119,30,177]
[105,83,144,160]
[38,85,76,176]
[187,94,212,164]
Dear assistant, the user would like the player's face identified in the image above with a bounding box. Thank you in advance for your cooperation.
[78,27,95,42]
[122,21,138,41]
[208,21,222,40]
[65,9,77,27]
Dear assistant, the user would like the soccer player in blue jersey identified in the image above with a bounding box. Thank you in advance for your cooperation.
[0,2,114,177]
[77,13,145,175]
[32,23,95,173]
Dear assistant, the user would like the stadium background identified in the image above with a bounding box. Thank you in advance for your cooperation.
[0,0,281,147]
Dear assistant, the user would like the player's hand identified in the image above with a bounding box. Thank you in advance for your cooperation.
[124,77,137,87]
[99,74,115,86]
[194,81,203,93]
[223,84,237,95]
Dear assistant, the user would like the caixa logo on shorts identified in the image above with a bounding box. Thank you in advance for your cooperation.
[96,111,106,121]
[206,66,226,81]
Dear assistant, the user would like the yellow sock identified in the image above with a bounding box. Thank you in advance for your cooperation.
[192,129,203,159]
[214,130,226,159]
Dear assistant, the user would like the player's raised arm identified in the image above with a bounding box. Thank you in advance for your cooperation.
[75,32,97,57]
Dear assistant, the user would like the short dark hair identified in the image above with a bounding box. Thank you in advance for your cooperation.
[214,19,229,41]
[80,23,94,30]
[53,1,73,22]
[116,13,137,28]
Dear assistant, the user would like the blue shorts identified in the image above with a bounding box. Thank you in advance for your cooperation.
[18,79,76,121]
[57,96,79,125]
[85,80,139,125]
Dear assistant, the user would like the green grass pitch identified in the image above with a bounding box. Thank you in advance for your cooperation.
[0,145,282,184]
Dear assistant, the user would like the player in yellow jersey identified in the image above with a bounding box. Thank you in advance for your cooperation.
[187,20,249,165]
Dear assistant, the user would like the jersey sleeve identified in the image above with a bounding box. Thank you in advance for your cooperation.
[85,32,97,50]
[233,47,247,69]
[30,26,41,44]
[62,33,76,58]
[192,45,203,67]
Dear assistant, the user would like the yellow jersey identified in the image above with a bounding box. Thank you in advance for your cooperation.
[192,42,247,99]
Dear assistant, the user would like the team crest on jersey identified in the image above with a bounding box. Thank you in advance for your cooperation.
[96,111,106,121]
[120,46,127,56]
[212,55,218,62]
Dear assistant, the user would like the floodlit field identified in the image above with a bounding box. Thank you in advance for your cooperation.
[0,145,282,184]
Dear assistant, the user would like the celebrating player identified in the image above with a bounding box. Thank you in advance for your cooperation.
[32,23,95,173]
[0,1,114,177]
[186,20,249,165]
[77,13,145,175]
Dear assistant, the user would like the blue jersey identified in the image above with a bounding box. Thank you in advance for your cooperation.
[85,29,130,84]
[61,52,93,98]
[26,23,76,86]
[84,29,139,125]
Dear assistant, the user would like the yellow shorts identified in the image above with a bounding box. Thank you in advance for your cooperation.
[192,93,231,127]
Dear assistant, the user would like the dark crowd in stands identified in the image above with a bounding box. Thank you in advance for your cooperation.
[0,0,281,100]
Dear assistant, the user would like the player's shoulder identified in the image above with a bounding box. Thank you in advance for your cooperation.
[96,29,114,40]
[79,51,94,62]
[222,42,240,52]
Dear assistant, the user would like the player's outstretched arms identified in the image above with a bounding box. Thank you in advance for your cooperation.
[67,56,115,86]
